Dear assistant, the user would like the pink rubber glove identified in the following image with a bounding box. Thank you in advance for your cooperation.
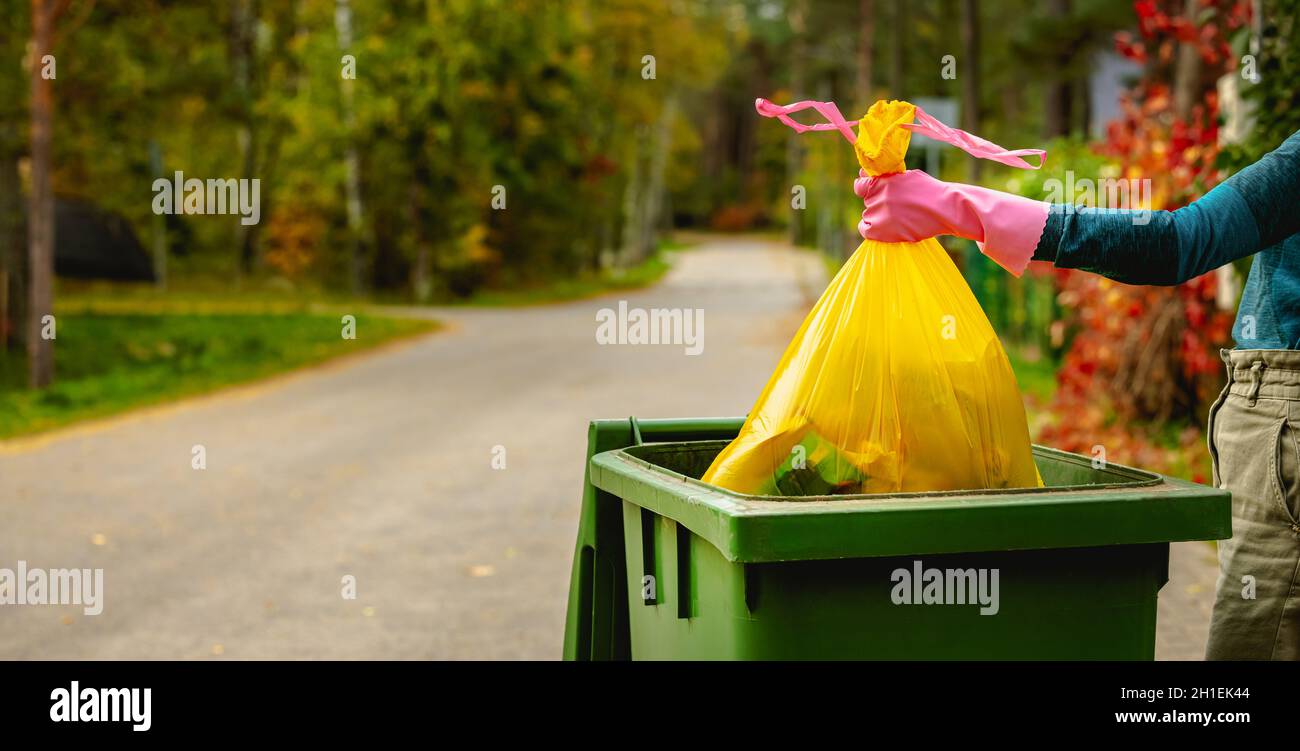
[855,169,1050,277]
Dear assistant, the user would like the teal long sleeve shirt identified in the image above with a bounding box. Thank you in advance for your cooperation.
[1031,130,1300,349]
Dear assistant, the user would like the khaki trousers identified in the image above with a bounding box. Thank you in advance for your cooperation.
[1206,349,1300,659]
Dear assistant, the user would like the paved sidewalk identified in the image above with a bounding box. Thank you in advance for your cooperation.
[1156,541,1221,660]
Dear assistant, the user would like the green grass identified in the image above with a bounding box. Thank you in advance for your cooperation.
[53,276,358,314]
[54,248,679,312]
[0,245,684,438]
[0,311,437,439]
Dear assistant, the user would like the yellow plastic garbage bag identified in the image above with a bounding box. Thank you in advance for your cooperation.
[701,99,1041,496]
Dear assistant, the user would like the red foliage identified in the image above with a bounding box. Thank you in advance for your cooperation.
[709,203,767,232]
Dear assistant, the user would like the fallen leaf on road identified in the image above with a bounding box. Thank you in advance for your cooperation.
[468,564,495,578]
[90,533,107,546]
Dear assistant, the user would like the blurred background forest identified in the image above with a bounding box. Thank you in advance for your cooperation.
[0,0,1151,299]
[2,0,1299,479]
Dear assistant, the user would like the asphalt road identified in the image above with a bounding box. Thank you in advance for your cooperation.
[0,236,825,658]
[0,235,1217,659]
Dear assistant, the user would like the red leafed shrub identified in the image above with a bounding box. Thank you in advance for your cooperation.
[709,203,767,232]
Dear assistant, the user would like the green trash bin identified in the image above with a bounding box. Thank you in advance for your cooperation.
[563,417,1231,660]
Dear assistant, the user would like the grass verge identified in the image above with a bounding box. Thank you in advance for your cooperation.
[0,310,437,439]
[0,244,686,438]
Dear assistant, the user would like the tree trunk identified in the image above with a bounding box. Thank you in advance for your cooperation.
[1000,81,1022,127]
[408,184,431,302]
[786,0,807,246]
[1046,82,1074,138]
[619,126,645,265]
[1044,0,1073,138]
[1173,0,1204,120]
[405,124,436,300]
[960,0,981,181]
[856,0,875,109]
[335,0,366,295]
[0,144,25,355]
[27,0,55,388]
[230,0,260,275]
[637,94,676,261]
[1079,72,1092,137]
[890,0,906,96]
[0,10,25,355]
[407,135,432,302]
[148,140,167,289]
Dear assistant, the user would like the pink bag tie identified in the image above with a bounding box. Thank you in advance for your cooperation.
[754,97,1045,169]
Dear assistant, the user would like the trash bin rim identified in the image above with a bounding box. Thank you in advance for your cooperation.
[600,440,1163,507]
[588,439,1231,562]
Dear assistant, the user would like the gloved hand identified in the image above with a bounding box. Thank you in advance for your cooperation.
[855,169,1050,276]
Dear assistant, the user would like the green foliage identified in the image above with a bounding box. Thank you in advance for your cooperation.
[1005,346,1058,403]
[0,0,27,155]
[12,0,733,299]
[1219,0,1300,171]
[4,0,1289,302]
[994,136,1116,199]
[0,310,435,437]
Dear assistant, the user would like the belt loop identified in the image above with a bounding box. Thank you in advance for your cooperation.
[1247,361,1265,406]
